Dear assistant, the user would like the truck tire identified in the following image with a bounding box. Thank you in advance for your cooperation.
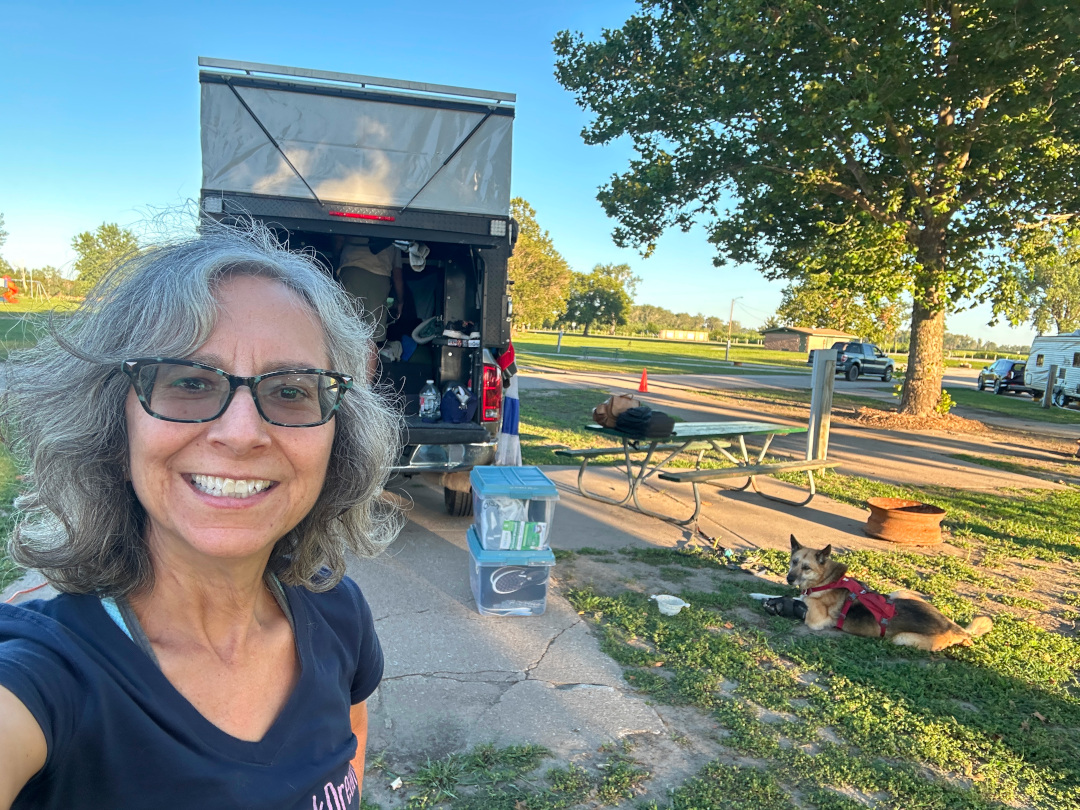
[444,486,474,517]
[994,380,1006,395]
[1053,389,1069,408]
[845,364,860,382]
[881,367,893,382]
[977,378,986,391]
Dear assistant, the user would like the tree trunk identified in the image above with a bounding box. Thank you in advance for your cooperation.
[583,322,591,336]
[900,228,948,416]
[900,299,946,415]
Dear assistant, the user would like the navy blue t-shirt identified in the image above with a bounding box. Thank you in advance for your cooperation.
[0,576,382,809]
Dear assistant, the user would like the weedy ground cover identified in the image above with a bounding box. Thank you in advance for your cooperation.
[948,388,1080,425]
[364,743,651,810]
[561,518,1080,810]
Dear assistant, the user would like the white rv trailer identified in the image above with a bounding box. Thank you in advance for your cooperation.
[1024,331,1080,407]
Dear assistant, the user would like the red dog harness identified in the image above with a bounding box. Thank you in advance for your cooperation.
[804,577,896,636]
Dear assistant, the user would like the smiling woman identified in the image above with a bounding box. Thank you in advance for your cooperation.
[0,225,403,808]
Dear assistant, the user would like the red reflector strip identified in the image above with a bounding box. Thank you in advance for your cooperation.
[328,211,396,222]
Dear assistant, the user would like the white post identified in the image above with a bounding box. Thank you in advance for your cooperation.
[807,350,836,460]
[1043,364,1058,409]
[556,329,563,353]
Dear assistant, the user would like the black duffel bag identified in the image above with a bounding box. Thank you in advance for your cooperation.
[615,405,676,439]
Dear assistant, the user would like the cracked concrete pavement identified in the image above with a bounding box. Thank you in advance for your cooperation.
[353,478,668,765]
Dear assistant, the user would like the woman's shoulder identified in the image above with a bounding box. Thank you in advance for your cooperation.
[282,575,374,633]
[0,592,106,647]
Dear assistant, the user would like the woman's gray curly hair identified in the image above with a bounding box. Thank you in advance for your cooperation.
[1,224,403,596]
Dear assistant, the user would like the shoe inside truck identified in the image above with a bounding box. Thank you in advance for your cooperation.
[197,58,515,515]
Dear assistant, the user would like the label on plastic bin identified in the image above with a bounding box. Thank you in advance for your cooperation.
[500,520,547,550]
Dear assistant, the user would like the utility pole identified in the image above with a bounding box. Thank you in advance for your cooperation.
[725,297,742,361]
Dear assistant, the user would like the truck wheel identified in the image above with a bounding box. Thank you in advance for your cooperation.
[1054,390,1069,408]
[881,367,893,382]
[845,364,860,382]
[994,380,1006,395]
[977,378,986,391]
[444,486,474,517]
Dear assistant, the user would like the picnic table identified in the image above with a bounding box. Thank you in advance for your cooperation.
[555,420,839,526]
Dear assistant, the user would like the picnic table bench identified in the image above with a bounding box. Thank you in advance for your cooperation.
[558,420,838,526]
[580,346,622,361]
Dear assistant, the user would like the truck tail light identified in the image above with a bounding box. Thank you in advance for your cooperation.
[482,365,502,422]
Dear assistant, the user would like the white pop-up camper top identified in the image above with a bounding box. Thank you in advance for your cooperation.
[1025,331,1080,408]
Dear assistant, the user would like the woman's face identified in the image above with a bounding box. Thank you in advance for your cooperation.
[125,275,337,569]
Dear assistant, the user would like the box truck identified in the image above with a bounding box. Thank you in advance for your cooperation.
[198,58,515,514]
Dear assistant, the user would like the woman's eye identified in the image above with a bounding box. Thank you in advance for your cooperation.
[170,376,213,393]
[267,382,314,400]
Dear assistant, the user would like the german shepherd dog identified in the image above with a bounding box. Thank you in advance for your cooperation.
[764,536,992,651]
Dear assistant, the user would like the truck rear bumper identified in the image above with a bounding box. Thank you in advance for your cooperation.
[391,441,497,473]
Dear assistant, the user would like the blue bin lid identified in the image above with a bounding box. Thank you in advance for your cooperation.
[469,466,559,499]
[467,527,556,566]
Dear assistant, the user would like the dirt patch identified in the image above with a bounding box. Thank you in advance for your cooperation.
[853,406,989,434]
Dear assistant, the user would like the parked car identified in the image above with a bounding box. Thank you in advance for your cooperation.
[977,359,1035,396]
[810,341,894,381]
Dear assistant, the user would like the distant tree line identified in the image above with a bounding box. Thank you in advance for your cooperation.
[0,216,141,300]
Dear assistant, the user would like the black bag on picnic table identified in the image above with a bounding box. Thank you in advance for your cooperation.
[615,406,676,439]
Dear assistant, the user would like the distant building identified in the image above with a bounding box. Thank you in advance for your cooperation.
[659,329,709,342]
[762,326,857,353]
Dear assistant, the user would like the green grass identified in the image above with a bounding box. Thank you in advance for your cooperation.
[515,330,817,372]
[371,743,655,810]
[949,387,1080,424]
[805,470,1080,564]
[515,385,1080,808]
[565,516,1080,810]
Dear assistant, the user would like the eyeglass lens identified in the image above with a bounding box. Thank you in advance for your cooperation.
[137,363,342,425]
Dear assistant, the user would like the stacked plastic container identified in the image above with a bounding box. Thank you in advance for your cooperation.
[467,466,559,616]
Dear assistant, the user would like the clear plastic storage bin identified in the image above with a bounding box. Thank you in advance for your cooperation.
[467,527,555,617]
[470,466,559,551]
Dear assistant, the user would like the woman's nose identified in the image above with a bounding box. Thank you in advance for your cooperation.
[206,386,271,450]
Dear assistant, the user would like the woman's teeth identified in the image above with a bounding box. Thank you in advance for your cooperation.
[191,474,273,499]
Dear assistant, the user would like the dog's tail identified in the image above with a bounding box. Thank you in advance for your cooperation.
[965,616,993,639]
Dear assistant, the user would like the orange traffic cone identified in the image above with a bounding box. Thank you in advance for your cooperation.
[638,368,649,393]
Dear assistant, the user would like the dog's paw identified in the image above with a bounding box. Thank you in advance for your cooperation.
[763,596,806,620]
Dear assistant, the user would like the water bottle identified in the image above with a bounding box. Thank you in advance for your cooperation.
[419,380,440,422]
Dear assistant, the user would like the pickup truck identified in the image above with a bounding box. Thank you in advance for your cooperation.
[198,58,515,514]
[809,341,895,382]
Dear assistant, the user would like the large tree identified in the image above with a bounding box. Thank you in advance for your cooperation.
[555,1,1080,414]
[998,225,1080,334]
[72,223,140,291]
[562,263,636,335]
[508,198,573,329]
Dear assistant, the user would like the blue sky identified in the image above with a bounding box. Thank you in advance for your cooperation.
[1,1,1035,344]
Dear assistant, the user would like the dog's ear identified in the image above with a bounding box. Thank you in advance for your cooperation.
[790,534,801,552]
[815,544,833,564]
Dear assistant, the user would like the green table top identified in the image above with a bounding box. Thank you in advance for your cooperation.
[585,420,807,441]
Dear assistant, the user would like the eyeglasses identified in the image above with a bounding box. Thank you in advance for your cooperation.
[122,358,353,427]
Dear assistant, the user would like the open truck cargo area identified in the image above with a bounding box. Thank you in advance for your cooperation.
[198,58,516,514]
